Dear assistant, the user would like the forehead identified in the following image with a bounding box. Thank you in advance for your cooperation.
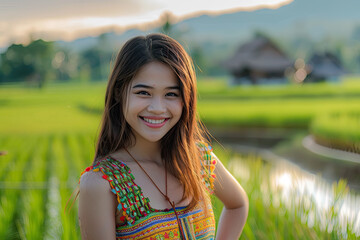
[131,61,179,87]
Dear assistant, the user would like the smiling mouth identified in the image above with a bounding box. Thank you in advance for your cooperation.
[140,117,169,124]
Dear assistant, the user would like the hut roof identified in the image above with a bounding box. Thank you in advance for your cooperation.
[308,52,346,78]
[224,36,293,73]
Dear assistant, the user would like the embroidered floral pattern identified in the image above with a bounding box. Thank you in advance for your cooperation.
[79,143,217,239]
[80,157,154,225]
[197,142,217,194]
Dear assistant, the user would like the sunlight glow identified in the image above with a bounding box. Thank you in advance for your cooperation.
[275,172,292,190]
[0,0,292,47]
[154,0,292,16]
[268,163,360,237]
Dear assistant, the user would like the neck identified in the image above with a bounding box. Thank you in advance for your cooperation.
[127,137,162,164]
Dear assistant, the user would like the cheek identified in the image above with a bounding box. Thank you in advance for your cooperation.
[126,96,146,113]
[171,100,183,117]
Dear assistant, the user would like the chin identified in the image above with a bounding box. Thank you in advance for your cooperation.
[144,135,165,143]
[136,132,165,143]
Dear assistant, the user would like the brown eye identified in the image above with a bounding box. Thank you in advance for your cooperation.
[136,91,150,96]
[166,92,179,97]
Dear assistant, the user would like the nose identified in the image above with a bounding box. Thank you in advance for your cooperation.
[148,96,166,114]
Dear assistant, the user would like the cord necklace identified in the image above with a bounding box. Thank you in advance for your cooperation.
[125,148,185,239]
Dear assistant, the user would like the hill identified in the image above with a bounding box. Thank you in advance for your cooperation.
[57,0,360,51]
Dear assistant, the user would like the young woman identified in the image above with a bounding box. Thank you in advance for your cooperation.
[78,33,248,240]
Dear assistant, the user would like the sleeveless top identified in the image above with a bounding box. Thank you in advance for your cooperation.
[79,143,217,240]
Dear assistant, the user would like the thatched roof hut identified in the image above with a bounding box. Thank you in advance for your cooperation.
[224,36,293,85]
[306,52,346,82]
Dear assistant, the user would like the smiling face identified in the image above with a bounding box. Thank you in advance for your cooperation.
[124,61,183,144]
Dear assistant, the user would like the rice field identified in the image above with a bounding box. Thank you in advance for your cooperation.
[1,77,360,238]
[0,133,94,239]
[310,112,360,154]
[0,134,358,239]
[212,147,360,240]
[197,76,360,99]
[197,76,360,129]
[1,77,360,134]
[198,97,360,128]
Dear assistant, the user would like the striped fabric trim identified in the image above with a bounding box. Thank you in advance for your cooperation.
[116,202,215,239]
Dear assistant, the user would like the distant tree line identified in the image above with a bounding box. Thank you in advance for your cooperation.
[0,17,232,88]
[0,39,54,88]
[0,37,113,88]
[1,25,360,88]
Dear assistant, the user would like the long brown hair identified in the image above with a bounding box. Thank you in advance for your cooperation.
[95,33,210,209]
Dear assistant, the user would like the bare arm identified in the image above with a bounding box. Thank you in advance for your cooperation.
[213,153,249,240]
[78,171,117,240]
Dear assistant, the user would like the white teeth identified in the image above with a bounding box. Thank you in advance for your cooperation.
[143,117,166,124]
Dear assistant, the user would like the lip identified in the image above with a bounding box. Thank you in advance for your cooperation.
[141,116,169,120]
[140,116,170,128]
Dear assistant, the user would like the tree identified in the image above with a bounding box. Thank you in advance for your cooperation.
[77,33,114,81]
[0,39,55,87]
[0,44,34,82]
[27,39,55,87]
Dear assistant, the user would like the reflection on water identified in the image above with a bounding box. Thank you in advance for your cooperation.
[229,156,360,238]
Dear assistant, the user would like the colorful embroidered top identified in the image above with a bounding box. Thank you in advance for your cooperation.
[80,143,217,240]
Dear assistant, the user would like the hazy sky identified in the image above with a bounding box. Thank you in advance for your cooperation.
[0,0,291,47]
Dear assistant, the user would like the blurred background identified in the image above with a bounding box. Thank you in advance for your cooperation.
[0,0,359,239]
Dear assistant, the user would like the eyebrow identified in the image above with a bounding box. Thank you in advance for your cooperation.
[132,84,180,90]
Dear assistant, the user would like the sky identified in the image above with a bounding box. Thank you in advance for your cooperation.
[0,0,291,48]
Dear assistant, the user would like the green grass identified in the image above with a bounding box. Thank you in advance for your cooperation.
[198,98,360,128]
[0,82,104,134]
[211,145,359,239]
[1,135,357,239]
[197,76,360,129]
[0,134,91,239]
[1,76,360,133]
[0,77,360,238]
[310,112,360,153]
[197,76,360,99]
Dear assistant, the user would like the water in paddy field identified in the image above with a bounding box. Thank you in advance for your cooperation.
[228,151,360,238]
[211,127,360,189]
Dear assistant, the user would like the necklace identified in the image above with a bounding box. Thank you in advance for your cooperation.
[125,149,185,239]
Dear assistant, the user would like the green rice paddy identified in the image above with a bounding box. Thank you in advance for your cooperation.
[0,76,359,239]
[310,112,360,154]
[0,135,357,239]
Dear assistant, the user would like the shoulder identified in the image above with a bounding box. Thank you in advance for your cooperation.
[79,158,122,194]
[78,170,117,220]
[79,170,110,194]
[78,168,117,207]
[78,158,129,210]
[78,169,117,239]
